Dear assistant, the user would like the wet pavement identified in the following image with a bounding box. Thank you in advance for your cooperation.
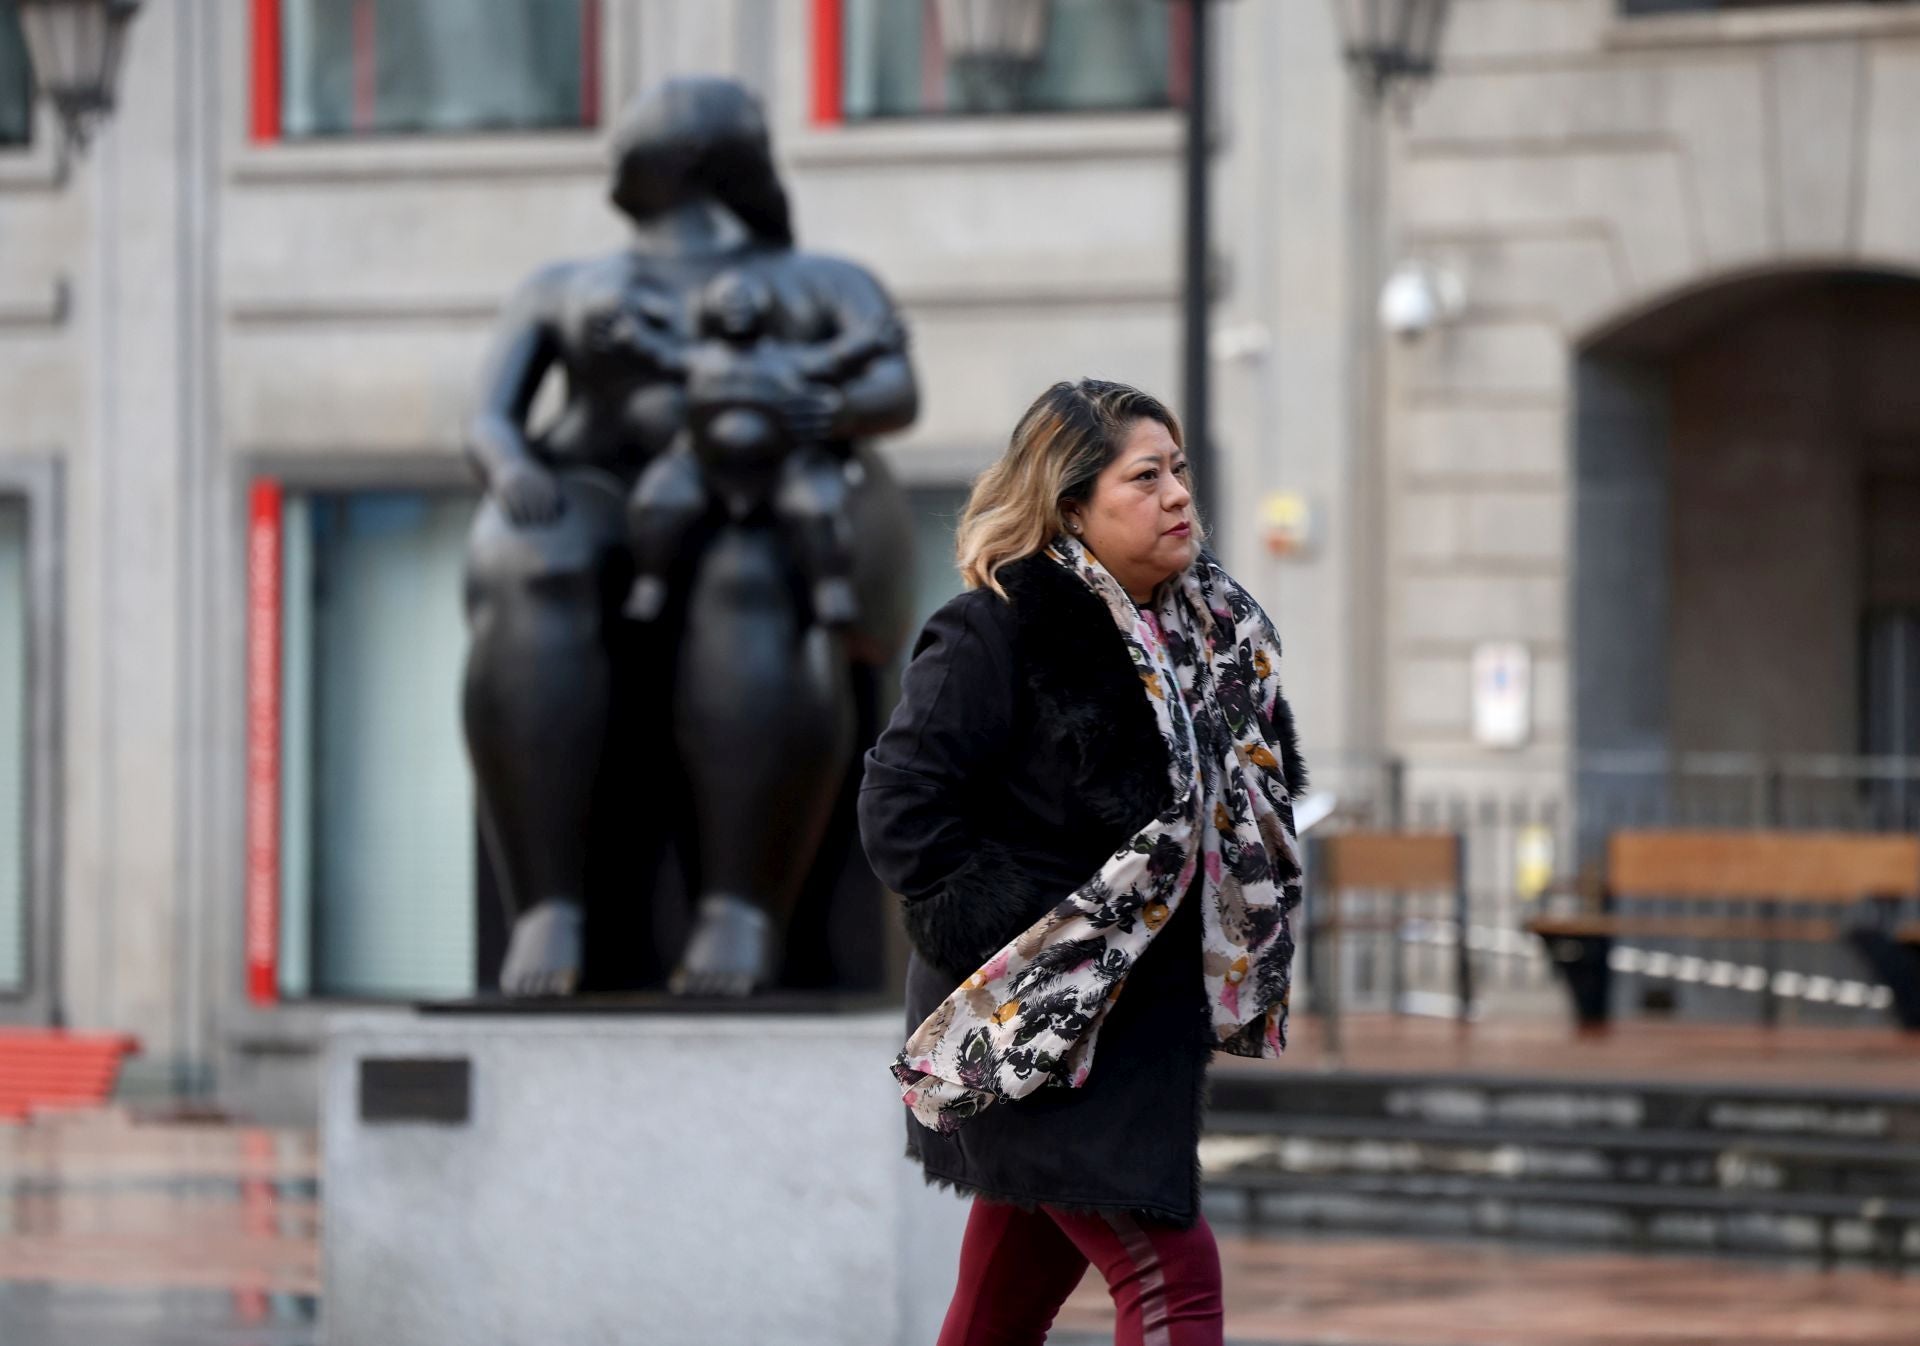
[1057,1231,1920,1346]
[2,1109,1917,1345]
[0,1113,316,1345]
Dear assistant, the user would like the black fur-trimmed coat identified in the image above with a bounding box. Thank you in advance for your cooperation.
[858,551,1306,1226]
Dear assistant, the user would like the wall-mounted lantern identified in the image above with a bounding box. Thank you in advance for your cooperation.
[16,0,141,153]
[1330,0,1450,107]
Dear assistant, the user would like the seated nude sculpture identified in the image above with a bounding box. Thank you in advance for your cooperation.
[461,77,917,999]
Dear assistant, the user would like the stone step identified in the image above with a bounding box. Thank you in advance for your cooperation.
[1202,1065,1920,1262]
[1209,1069,1920,1144]
[1202,1170,1920,1263]
[1205,1138,1920,1203]
[1203,1115,1920,1201]
[1209,1167,1920,1222]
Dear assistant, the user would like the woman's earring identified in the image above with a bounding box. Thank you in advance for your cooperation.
[1067,520,1081,534]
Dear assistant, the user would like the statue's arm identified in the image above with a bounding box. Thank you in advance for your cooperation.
[805,258,919,439]
[613,320,690,377]
[467,265,569,525]
[794,311,900,382]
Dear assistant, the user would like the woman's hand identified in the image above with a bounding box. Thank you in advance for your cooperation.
[495,460,566,526]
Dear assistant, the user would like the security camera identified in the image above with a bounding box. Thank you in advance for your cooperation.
[1378,260,1465,341]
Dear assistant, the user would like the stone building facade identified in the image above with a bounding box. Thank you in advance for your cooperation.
[1385,0,1920,777]
[0,0,1913,1108]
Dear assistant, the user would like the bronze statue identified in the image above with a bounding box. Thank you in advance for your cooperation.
[461,77,917,998]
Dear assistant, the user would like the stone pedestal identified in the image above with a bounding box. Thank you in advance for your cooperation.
[322,1009,968,1346]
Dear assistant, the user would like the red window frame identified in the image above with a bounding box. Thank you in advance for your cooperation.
[250,0,603,144]
[251,0,281,141]
[811,0,844,126]
[810,0,1192,127]
[244,480,283,1006]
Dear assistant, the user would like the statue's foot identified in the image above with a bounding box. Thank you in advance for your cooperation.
[499,899,584,997]
[811,577,860,628]
[623,575,669,622]
[669,894,776,998]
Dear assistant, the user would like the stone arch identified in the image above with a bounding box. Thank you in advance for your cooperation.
[1570,264,1920,795]
[1573,259,1920,357]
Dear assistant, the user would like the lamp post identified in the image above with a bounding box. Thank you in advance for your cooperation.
[1319,0,1449,1060]
[15,0,141,154]
[1180,0,1217,536]
[932,0,1221,529]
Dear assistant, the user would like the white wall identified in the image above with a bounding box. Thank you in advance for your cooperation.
[1384,0,1920,761]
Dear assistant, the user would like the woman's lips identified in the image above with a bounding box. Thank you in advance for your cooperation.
[1165,522,1192,537]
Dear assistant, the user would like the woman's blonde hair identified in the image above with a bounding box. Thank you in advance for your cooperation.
[956,379,1200,596]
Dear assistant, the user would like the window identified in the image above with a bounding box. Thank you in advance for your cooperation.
[260,0,599,140]
[830,0,1185,121]
[272,488,477,1001]
[1864,611,1919,754]
[905,485,970,639]
[0,499,24,994]
[0,1,31,149]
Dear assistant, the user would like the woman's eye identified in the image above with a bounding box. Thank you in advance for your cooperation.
[1137,470,1158,483]
[1172,462,1189,476]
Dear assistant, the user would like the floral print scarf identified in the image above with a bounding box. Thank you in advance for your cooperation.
[892,538,1303,1134]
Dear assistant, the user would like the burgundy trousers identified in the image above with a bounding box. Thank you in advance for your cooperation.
[934,1196,1225,1346]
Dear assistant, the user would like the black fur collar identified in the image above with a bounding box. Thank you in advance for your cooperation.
[994,551,1171,833]
[996,550,1307,804]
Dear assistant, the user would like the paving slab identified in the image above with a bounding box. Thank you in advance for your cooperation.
[1,1108,1917,1345]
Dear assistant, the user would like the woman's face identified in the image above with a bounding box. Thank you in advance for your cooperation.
[1064,418,1196,603]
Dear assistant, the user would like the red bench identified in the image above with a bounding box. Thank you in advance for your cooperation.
[0,1029,141,1122]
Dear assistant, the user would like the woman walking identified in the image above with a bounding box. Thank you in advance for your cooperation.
[859,380,1308,1346]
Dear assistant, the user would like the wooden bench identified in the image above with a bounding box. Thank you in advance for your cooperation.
[1527,830,1920,1030]
[1307,831,1468,1049]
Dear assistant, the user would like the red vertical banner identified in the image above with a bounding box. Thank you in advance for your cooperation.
[351,0,378,132]
[250,0,282,143]
[1169,0,1193,109]
[580,0,602,127]
[920,0,944,112]
[245,481,284,1007]
[811,0,844,125]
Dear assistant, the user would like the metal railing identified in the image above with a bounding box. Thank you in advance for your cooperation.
[1619,0,1910,14]
[1298,752,1920,1021]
